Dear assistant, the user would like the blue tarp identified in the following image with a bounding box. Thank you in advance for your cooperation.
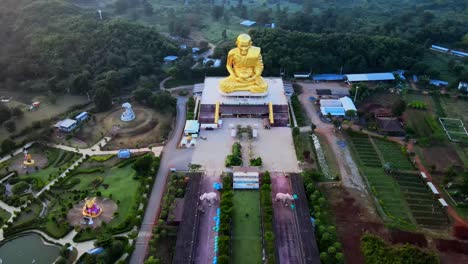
[118,149,131,159]
[394,70,406,81]
[312,74,345,81]
[413,75,419,83]
[430,79,449,87]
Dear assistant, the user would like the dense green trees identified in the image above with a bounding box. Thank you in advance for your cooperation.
[0,0,177,97]
[361,234,439,264]
[245,29,423,76]
[93,88,112,112]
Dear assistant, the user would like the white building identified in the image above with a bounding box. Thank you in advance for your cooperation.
[320,96,357,117]
[233,167,259,189]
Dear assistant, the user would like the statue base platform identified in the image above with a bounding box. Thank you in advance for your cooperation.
[121,114,135,122]
[198,77,290,127]
[201,77,288,106]
[218,90,268,97]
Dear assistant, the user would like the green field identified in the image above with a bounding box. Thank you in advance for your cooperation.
[347,134,382,168]
[372,138,414,170]
[394,173,448,229]
[232,191,262,264]
[347,133,413,228]
[422,51,459,85]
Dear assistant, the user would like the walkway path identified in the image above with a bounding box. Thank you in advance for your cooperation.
[288,98,298,127]
[0,172,15,184]
[130,97,189,264]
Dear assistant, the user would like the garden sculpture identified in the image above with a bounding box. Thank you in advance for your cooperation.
[82,197,103,219]
[121,102,136,122]
[275,193,294,206]
[23,150,35,168]
[200,192,218,206]
[219,34,268,93]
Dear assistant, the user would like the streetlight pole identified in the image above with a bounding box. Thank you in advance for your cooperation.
[354,86,359,102]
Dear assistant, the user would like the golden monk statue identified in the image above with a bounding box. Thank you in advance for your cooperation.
[220,34,268,93]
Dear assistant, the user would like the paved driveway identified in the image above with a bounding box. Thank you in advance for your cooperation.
[130,97,193,264]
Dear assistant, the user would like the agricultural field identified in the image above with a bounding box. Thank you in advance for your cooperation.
[347,134,381,168]
[348,132,450,230]
[361,167,413,226]
[231,191,262,264]
[347,133,413,227]
[394,172,449,229]
[372,138,414,170]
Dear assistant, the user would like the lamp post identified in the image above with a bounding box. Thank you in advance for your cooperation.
[354,86,359,102]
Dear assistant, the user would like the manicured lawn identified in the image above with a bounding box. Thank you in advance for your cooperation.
[372,138,414,170]
[70,162,139,229]
[41,157,141,237]
[232,191,262,264]
[18,146,80,188]
[0,207,11,222]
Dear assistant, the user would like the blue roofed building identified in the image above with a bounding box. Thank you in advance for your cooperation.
[430,79,449,87]
[393,70,406,81]
[320,96,357,117]
[451,50,468,58]
[431,45,449,53]
[312,74,345,81]
[75,112,89,123]
[240,20,256,27]
[164,56,178,63]
[54,119,77,132]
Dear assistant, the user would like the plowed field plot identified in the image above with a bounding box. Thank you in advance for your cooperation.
[362,167,412,225]
[394,173,448,229]
[348,135,381,168]
[372,139,414,170]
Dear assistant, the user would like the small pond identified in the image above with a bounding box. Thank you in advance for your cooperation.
[0,233,60,264]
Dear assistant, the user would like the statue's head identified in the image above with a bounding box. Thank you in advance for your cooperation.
[236,34,252,56]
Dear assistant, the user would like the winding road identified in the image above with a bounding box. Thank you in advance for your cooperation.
[130,96,192,264]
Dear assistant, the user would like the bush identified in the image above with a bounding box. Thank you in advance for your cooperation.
[361,234,439,264]
[250,157,262,166]
[12,181,29,195]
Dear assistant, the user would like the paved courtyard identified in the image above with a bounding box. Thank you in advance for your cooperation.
[191,118,299,175]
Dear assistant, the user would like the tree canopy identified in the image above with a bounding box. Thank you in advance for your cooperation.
[0,0,177,96]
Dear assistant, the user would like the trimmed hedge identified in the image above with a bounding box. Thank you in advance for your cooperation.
[225,143,242,167]
[302,170,344,264]
[218,175,233,260]
[260,171,276,263]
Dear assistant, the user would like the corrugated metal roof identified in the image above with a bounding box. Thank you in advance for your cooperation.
[164,55,178,62]
[319,99,342,107]
[56,118,77,128]
[184,120,199,133]
[339,96,357,112]
[346,73,395,82]
[431,45,449,52]
[312,74,345,81]
[240,20,256,27]
[320,107,345,116]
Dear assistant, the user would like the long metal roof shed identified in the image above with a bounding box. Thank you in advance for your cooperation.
[346,73,395,82]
